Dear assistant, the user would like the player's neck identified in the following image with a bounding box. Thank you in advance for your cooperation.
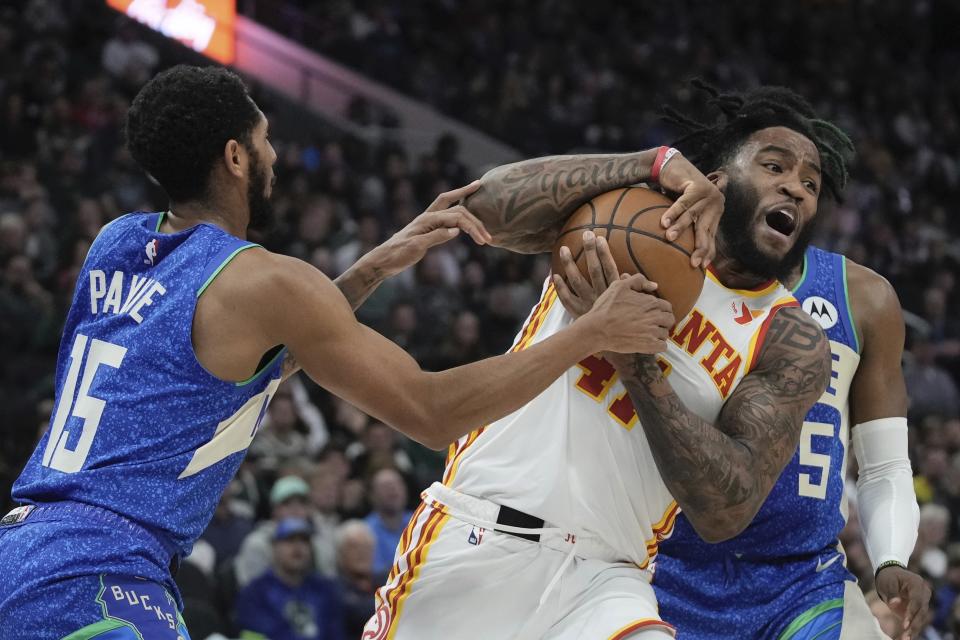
[708,252,775,290]
[165,194,248,238]
[779,262,804,290]
[160,180,250,238]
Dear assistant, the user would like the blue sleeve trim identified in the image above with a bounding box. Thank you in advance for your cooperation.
[196,238,261,298]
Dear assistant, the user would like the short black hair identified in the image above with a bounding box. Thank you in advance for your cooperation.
[663,80,855,200]
[125,65,260,202]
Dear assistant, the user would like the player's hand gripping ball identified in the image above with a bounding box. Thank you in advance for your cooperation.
[551,187,705,324]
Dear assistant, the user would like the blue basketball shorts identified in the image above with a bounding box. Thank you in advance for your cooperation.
[0,502,189,640]
[654,550,886,639]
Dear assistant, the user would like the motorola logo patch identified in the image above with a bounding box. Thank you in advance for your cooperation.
[802,296,838,329]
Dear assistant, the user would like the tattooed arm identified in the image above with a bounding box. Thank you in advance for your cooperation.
[466,151,725,265]
[465,152,657,253]
[610,307,830,542]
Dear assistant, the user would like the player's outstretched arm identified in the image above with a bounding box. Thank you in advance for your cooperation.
[466,149,724,265]
[333,181,490,311]
[846,260,927,640]
[251,253,669,450]
[610,309,830,542]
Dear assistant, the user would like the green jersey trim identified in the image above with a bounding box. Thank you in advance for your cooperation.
[61,618,131,640]
[840,258,861,354]
[790,253,809,294]
[777,597,844,640]
[196,244,260,298]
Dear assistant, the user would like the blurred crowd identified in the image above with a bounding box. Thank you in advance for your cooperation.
[2,0,960,638]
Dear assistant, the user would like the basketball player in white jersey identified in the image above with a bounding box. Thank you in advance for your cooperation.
[363,86,841,640]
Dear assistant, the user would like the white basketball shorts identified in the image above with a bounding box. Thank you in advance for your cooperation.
[362,483,675,640]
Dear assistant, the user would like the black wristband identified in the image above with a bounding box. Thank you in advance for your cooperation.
[875,560,906,579]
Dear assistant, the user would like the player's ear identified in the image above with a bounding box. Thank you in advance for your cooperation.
[223,139,245,179]
[707,170,728,194]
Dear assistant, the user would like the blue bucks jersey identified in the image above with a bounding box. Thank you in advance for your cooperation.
[655,246,862,638]
[13,212,285,557]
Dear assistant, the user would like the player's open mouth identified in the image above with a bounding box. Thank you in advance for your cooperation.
[764,206,798,237]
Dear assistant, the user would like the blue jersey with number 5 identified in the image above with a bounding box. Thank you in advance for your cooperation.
[12,212,285,557]
[654,246,861,635]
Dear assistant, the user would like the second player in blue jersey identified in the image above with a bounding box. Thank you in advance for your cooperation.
[655,246,928,639]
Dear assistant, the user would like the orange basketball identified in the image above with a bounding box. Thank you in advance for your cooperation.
[551,187,705,322]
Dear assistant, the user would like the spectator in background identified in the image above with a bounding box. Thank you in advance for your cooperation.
[364,467,412,581]
[347,421,414,484]
[433,133,468,187]
[308,463,343,567]
[0,253,57,354]
[936,545,960,631]
[250,378,330,471]
[906,338,960,419]
[918,504,953,580]
[100,19,158,89]
[427,309,484,370]
[950,598,960,640]
[335,519,377,638]
[234,517,345,640]
[235,475,339,586]
[384,299,425,361]
[200,484,255,574]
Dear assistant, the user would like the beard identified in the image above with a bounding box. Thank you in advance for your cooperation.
[246,145,275,232]
[718,177,818,282]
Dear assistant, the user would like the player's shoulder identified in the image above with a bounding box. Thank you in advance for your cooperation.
[843,256,892,291]
[843,256,901,319]
[207,247,336,321]
[771,304,829,347]
[213,247,319,296]
[756,304,830,378]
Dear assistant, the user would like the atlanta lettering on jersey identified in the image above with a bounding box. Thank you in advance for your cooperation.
[89,270,166,324]
[670,308,741,397]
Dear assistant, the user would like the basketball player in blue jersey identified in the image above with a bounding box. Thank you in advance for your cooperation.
[646,85,930,639]
[0,65,727,640]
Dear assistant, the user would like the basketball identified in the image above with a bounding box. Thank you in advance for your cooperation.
[551,187,705,322]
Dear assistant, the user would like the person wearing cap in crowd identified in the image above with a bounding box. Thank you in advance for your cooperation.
[234,517,345,640]
[233,475,337,587]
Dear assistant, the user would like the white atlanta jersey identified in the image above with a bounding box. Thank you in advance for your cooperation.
[444,270,798,568]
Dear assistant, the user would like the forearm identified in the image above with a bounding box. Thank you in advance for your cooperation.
[853,418,919,570]
[412,319,602,448]
[610,354,762,541]
[333,252,388,311]
[466,149,659,253]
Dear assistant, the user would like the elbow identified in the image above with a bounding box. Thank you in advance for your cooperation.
[392,400,450,451]
[420,434,451,452]
[403,418,450,451]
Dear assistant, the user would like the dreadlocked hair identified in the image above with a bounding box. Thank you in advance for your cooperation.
[662,79,855,200]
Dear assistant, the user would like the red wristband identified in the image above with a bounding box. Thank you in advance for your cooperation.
[650,146,680,183]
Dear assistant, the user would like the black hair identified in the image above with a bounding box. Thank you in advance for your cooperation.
[663,80,855,200]
[125,65,260,202]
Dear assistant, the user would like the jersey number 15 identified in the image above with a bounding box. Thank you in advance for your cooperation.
[41,333,127,473]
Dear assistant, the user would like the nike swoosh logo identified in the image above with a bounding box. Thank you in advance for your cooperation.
[815,554,841,573]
